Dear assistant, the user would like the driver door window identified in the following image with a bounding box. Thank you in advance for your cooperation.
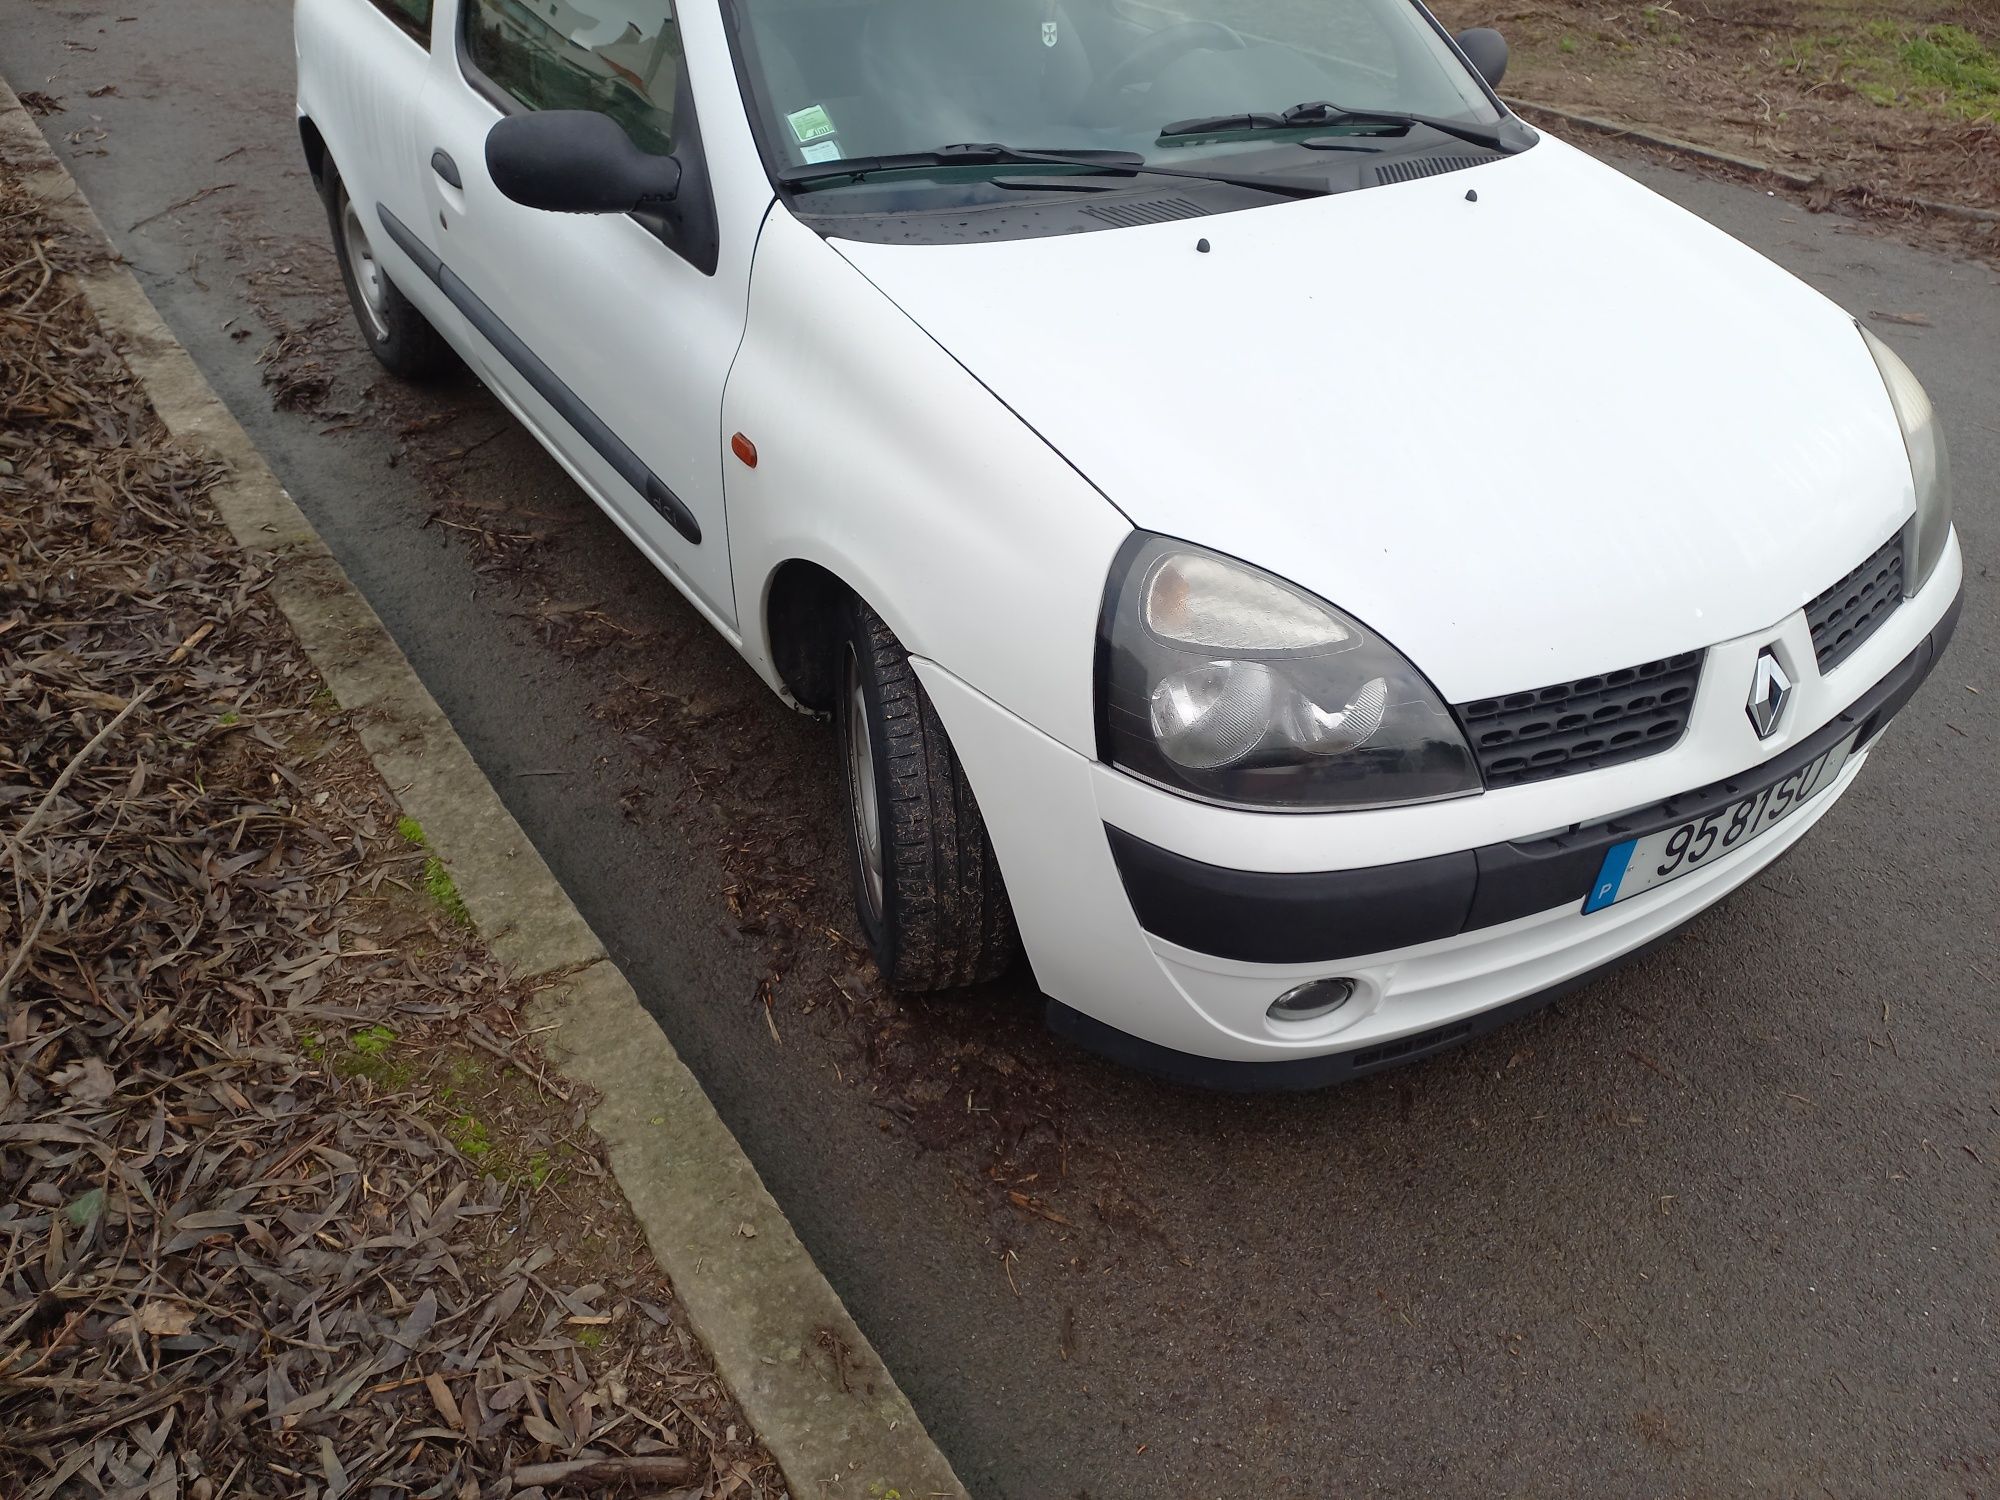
[464,0,681,153]
[369,0,433,46]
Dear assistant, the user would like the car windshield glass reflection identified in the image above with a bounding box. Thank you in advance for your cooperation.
[726,0,1500,182]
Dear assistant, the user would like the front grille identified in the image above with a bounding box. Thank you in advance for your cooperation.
[1371,153,1499,186]
[1807,532,1904,674]
[1455,652,1705,789]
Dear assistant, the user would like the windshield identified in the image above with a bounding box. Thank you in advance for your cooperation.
[725,0,1500,181]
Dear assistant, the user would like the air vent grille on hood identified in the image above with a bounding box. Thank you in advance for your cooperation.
[1372,153,1500,186]
[1079,196,1208,228]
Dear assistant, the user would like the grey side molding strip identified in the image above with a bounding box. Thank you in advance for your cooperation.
[375,203,702,546]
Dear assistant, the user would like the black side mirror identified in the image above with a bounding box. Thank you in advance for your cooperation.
[486,110,682,215]
[1456,27,1509,88]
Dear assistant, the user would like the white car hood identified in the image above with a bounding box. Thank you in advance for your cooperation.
[831,137,1913,702]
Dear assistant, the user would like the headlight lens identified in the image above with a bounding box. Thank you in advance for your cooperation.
[1097,535,1482,810]
[1860,324,1952,592]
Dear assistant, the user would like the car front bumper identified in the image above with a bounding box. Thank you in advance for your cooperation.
[914,539,1962,1087]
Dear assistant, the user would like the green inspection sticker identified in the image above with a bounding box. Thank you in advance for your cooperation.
[786,104,837,144]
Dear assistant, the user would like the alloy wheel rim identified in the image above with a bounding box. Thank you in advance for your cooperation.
[340,194,391,343]
[844,649,885,924]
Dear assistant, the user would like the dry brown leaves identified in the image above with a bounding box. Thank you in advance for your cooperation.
[1428,0,2000,258]
[0,157,783,1499]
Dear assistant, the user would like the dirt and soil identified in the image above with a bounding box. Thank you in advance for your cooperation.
[0,159,785,1498]
[1426,0,2000,253]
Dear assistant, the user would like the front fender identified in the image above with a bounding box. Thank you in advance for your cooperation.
[724,207,1131,755]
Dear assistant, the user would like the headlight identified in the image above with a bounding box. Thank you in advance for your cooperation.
[1859,324,1952,593]
[1096,535,1482,811]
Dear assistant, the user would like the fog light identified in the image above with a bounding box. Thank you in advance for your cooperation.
[1268,977,1355,1023]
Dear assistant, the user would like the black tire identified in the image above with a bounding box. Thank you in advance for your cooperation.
[321,164,454,381]
[836,597,1018,991]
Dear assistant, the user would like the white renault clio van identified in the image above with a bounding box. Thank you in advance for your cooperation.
[297,0,1961,1085]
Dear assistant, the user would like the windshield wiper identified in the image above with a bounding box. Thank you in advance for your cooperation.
[1162,100,1520,154]
[776,141,1337,199]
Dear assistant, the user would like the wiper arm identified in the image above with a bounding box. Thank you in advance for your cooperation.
[1162,101,1519,154]
[1159,112,1287,135]
[777,143,1148,187]
[1285,101,1516,151]
[777,141,1337,200]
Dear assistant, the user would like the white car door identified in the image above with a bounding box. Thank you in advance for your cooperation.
[390,0,746,627]
[297,0,440,309]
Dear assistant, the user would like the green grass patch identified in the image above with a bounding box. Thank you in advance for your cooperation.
[1638,6,1684,42]
[1791,18,2000,119]
[435,1054,487,1105]
[446,1113,493,1160]
[1901,23,2000,111]
[423,1063,579,1187]
[333,1023,411,1087]
[395,815,427,846]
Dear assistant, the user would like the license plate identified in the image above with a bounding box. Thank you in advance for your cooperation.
[1583,733,1858,914]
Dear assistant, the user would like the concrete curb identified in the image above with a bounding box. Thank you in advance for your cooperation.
[0,78,967,1500]
[1512,98,2000,227]
[1510,98,1820,189]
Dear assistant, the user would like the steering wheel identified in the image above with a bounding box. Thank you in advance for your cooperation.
[1079,20,1248,126]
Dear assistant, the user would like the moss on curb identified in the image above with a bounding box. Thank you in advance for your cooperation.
[393,815,472,924]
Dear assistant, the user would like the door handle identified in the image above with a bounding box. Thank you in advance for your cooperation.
[430,150,462,189]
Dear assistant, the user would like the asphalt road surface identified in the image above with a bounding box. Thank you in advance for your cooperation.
[6,7,1996,1495]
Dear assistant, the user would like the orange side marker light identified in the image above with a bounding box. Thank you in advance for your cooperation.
[730,432,758,468]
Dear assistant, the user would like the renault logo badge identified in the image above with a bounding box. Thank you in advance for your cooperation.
[1747,649,1792,740]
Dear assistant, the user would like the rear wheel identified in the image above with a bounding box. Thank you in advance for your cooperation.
[836,598,1018,990]
[322,164,453,380]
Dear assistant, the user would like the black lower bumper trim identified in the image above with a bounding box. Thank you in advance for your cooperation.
[1105,589,1960,966]
[1102,828,1476,966]
[1046,919,1697,1093]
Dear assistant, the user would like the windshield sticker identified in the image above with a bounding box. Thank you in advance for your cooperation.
[799,138,842,164]
[786,104,837,145]
[1041,20,1058,46]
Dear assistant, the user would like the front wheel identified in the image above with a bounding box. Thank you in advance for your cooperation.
[322,164,453,381]
[836,598,1018,991]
